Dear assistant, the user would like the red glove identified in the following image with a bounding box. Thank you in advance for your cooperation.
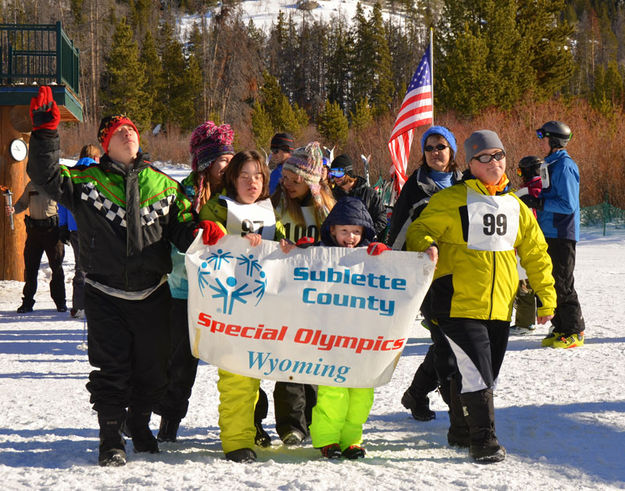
[197,220,225,245]
[367,242,391,256]
[295,236,315,247]
[30,86,61,131]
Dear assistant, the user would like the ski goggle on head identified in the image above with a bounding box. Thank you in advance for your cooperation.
[329,168,346,178]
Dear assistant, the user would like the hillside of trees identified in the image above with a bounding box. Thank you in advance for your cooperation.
[2,0,625,207]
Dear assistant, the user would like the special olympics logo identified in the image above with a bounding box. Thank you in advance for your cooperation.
[197,248,267,315]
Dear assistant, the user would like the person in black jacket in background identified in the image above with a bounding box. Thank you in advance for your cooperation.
[386,125,462,423]
[329,154,387,239]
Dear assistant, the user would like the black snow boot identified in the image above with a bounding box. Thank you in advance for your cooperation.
[447,379,470,448]
[401,390,435,421]
[402,356,438,421]
[17,298,34,313]
[97,413,127,467]
[254,422,271,448]
[126,407,159,453]
[460,389,506,463]
[157,417,181,443]
[225,448,257,463]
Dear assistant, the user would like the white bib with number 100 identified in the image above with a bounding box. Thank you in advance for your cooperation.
[466,189,519,251]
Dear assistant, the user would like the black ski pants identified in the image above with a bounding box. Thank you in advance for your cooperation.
[432,318,509,394]
[85,282,171,416]
[546,238,585,336]
[255,383,317,439]
[22,225,65,308]
[155,297,200,421]
[406,344,439,398]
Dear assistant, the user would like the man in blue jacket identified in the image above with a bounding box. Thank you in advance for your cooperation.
[520,121,585,349]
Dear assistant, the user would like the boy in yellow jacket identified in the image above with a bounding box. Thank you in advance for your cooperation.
[406,130,556,463]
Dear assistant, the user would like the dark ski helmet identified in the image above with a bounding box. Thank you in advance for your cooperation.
[519,155,544,169]
[517,155,544,179]
[536,121,572,148]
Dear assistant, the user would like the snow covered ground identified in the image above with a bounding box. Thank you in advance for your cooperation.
[1,164,625,490]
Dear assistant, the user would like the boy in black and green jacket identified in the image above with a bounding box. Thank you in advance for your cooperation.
[26,87,222,467]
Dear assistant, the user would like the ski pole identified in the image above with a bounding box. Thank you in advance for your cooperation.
[3,189,14,231]
[361,154,371,187]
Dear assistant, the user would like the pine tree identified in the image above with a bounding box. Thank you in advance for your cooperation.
[369,2,394,116]
[350,97,373,130]
[139,31,163,127]
[261,71,287,126]
[158,22,200,129]
[436,25,494,116]
[351,3,374,111]
[326,20,352,110]
[100,18,151,130]
[182,53,203,129]
[437,0,574,116]
[317,99,349,146]
[266,11,288,75]
[259,71,307,135]
[251,100,276,150]
[517,0,574,99]
[591,61,624,115]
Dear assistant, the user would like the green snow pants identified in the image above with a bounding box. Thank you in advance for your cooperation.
[217,369,260,454]
[310,385,374,450]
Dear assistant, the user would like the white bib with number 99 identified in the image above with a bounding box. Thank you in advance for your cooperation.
[466,189,519,251]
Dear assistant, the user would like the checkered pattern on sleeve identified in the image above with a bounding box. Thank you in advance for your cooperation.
[140,195,176,226]
[80,182,127,227]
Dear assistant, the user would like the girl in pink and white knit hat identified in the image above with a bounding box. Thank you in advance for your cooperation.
[272,141,335,243]
[188,121,235,213]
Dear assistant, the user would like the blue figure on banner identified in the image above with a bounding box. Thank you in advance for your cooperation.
[210,276,253,314]
[253,271,267,306]
[207,249,233,270]
[198,262,212,296]
[237,253,262,276]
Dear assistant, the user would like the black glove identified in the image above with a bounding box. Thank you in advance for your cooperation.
[520,194,543,210]
[58,226,70,245]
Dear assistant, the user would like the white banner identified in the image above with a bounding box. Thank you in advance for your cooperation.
[185,235,435,387]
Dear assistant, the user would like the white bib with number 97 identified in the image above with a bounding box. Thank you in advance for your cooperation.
[223,197,276,240]
[466,189,519,251]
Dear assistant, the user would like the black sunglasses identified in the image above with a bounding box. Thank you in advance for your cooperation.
[472,151,506,164]
[424,144,448,152]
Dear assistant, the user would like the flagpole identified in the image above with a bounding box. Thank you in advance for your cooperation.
[429,26,434,125]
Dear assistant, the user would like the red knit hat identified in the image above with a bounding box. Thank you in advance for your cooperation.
[98,115,139,154]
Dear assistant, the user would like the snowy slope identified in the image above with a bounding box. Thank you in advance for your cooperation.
[1,163,625,490]
[180,0,407,38]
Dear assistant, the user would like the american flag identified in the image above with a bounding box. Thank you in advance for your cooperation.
[388,46,433,193]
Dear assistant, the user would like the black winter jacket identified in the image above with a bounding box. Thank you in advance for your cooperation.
[27,130,197,292]
[332,176,387,238]
[386,165,462,250]
[320,196,376,247]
